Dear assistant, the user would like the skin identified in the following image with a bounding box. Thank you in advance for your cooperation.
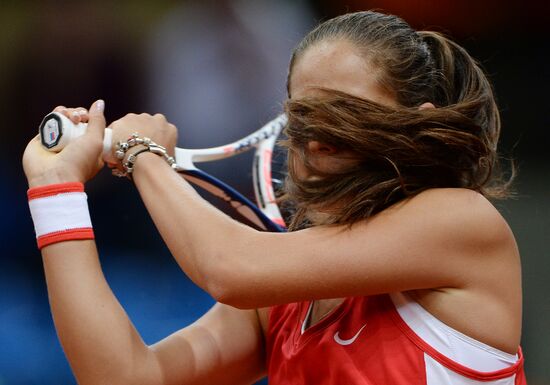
[22,39,522,385]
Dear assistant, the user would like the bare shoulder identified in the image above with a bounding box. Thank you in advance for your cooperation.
[393,190,522,353]
[393,188,517,252]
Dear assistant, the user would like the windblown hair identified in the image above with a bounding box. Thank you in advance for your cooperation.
[282,11,513,230]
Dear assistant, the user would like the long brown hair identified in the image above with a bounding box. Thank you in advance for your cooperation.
[281,11,513,230]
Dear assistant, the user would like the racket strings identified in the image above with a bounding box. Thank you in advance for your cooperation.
[271,140,289,194]
[270,139,297,227]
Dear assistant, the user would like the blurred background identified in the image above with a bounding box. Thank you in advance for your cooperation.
[0,0,548,384]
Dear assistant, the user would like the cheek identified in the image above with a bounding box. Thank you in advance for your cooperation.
[291,155,309,179]
[288,150,316,181]
[311,156,346,173]
[291,156,331,180]
[289,151,356,180]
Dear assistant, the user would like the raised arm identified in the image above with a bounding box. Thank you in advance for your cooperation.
[103,112,518,313]
[23,103,266,385]
[38,239,266,385]
[131,149,517,309]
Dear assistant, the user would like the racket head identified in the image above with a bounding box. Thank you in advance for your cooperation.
[173,114,288,232]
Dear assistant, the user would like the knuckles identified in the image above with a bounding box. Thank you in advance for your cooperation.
[110,112,177,145]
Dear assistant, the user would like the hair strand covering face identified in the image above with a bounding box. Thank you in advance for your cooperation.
[281,11,514,231]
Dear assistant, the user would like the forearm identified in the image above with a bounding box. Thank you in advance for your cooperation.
[132,153,254,299]
[42,240,157,384]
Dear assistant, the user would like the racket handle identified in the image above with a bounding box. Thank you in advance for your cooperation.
[39,112,112,157]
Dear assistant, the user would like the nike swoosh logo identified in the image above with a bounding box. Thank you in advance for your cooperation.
[333,324,367,346]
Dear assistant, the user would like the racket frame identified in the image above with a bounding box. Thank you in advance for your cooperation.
[173,114,287,231]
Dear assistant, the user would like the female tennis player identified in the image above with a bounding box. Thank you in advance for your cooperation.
[23,11,526,385]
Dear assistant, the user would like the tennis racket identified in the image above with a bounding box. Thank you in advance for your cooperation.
[39,112,288,232]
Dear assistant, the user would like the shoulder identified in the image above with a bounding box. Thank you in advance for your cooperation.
[386,188,516,252]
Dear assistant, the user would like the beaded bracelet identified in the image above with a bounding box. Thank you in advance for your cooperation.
[112,133,177,178]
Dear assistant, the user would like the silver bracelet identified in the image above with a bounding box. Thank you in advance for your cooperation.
[112,133,177,178]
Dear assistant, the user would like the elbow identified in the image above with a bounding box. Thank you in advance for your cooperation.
[206,271,254,309]
[211,290,258,310]
[203,255,259,309]
[209,285,241,308]
[198,228,269,309]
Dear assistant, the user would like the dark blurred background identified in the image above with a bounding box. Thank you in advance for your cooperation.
[0,1,548,384]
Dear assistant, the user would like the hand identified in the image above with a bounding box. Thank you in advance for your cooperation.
[106,113,177,165]
[23,100,106,188]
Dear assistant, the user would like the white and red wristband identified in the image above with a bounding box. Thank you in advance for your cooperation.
[27,182,94,249]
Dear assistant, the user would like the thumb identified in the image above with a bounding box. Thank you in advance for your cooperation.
[86,99,106,140]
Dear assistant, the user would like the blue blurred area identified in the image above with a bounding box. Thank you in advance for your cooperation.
[0,249,215,385]
[0,1,549,384]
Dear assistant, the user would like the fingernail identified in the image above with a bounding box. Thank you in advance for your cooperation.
[96,99,105,113]
[71,111,79,117]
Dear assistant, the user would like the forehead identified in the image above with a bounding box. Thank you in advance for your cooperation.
[289,39,396,106]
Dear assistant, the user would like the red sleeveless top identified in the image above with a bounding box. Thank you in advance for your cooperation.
[266,294,526,385]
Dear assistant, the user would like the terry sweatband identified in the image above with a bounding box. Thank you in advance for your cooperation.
[27,182,94,249]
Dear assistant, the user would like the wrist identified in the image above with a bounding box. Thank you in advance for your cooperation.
[131,151,166,175]
[111,134,175,179]
[27,182,94,249]
[28,168,81,189]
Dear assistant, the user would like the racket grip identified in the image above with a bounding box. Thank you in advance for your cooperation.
[39,112,112,157]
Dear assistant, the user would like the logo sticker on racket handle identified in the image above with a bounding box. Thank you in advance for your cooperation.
[39,112,113,158]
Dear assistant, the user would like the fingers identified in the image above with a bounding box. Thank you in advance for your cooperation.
[74,108,89,123]
[53,106,89,124]
[86,100,106,141]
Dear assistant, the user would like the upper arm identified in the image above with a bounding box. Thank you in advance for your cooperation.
[146,303,265,385]
[209,189,515,308]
